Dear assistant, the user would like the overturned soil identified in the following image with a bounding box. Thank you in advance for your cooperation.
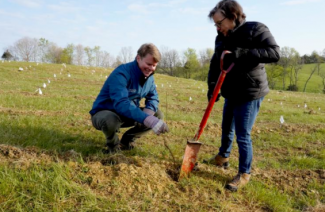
[1,143,324,211]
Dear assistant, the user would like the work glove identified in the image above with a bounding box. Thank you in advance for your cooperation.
[143,115,169,135]
[142,108,155,116]
[223,52,235,70]
[207,82,221,102]
[223,47,248,69]
[207,92,221,102]
[230,47,248,59]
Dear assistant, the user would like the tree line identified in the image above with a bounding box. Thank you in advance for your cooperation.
[2,36,325,93]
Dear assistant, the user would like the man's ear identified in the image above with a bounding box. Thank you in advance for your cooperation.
[136,55,141,62]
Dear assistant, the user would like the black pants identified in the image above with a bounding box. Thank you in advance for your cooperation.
[91,109,163,147]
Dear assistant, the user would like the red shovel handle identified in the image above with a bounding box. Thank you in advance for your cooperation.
[220,50,235,73]
[193,50,234,141]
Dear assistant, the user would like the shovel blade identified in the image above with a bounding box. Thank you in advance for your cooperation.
[178,140,202,180]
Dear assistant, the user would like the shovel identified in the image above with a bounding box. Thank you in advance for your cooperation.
[178,50,235,180]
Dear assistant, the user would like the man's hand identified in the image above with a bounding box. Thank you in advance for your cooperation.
[144,116,169,135]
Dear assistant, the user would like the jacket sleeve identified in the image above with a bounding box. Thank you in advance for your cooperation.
[108,70,148,123]
[207,53,218,100]
[207,36,222,100]
[234,23,280,63]
[145,80,159,112]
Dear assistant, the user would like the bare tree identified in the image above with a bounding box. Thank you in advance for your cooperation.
[199,48,213,66]
[119,46,133,63]
[11,37,38,62]
[113,55,123,68]
[158,46,180,76]
[99,51,114,68]
[74,44,84,66]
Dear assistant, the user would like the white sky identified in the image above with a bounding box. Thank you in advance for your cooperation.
[0,0,324,57]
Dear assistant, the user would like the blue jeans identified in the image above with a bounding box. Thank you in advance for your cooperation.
[218,97,264,174]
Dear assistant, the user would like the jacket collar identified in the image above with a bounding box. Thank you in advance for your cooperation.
[227,19,246,36]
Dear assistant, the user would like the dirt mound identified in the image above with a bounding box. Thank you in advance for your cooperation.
[255,168,325,195]
[0,144,53,169]
[0,144,180,195]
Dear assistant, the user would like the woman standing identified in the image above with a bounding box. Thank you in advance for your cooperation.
[204,0,280,192]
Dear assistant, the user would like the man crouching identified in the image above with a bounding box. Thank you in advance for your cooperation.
[90,43,169,154]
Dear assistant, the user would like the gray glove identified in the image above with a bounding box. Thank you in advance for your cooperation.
[143,116,169,135]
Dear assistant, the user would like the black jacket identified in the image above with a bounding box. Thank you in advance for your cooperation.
[207,21,280,102]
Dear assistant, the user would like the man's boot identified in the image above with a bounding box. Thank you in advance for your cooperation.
[120,135,136,150]
[225,172,251,192]
[203,154,229,169]
[102,143,121,154]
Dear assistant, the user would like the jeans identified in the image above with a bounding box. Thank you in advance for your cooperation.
[91,108,163,148]
[218,97,264,174]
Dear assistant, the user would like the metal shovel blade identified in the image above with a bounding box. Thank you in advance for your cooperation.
[178,140,202,180]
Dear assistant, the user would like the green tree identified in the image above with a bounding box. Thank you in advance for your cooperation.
[278,47,301,90]
[182,48,199,79]
[287,48,302,91]
[303,64,319,92]
[1,50,13,61]
[84,46,93,66]
[93,46,101,67]
[198,48,213,81]
[266,64,282,90]
[46,44,63,64]
[60,44,74,64]
[38,38,49,62]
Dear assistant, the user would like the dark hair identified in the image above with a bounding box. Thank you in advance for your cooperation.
[208,0,246,26]
[137,43,161,62]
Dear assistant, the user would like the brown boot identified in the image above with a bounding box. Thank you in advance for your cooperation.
[225,172,251,192]
[203,154,229,169]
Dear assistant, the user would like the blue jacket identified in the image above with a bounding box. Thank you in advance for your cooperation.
[89,59,159,124]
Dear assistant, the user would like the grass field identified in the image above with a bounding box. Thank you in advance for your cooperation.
[0,60,325,211]
[269,63,325,94]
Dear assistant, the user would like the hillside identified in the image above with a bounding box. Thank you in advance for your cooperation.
[0,61,325,211]
[270,63,325,93]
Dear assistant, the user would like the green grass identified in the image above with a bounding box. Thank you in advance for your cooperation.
[0,60,325,211]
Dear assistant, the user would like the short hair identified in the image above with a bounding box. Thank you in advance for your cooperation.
[137,43,161,63]
[208,0,246,25]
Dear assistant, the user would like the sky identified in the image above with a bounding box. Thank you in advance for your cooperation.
[0,0,324,58]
